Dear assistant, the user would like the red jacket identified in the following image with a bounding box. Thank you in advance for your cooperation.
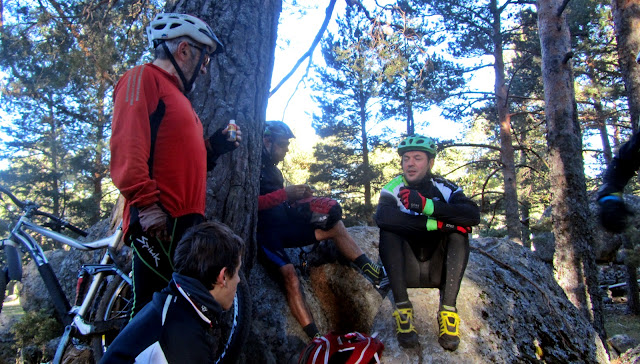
[110,63,207,234]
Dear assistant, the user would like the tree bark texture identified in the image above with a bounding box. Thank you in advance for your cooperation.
[612,0,640,133]
[166,0,282,272]
[537,0,606,341]
[491,0,521,243]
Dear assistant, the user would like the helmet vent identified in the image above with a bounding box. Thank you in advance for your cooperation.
[169,23,181,29]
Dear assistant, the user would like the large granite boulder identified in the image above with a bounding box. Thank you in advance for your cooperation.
[17,222,613,363]
[245,227,610,363]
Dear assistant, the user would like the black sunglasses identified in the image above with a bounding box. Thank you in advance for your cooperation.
[187,42,210,67]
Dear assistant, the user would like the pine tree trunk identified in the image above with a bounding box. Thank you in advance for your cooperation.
[612,0,640,133]
[166,0,282,272]
[537,0,606,341]
[594,99,613,165]
[491,0,521,243]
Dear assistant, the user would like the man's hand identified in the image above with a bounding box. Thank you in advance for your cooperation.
[398,188,434,215]
[437,220,471,234]
[139,204,168,240]
[209,125,242,155]
[598,194,632,233]
[285,184,313,202]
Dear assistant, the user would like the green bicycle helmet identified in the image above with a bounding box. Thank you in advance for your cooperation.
[397,135,437,156]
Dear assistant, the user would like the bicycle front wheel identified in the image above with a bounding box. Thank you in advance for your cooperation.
[91,275,132,362]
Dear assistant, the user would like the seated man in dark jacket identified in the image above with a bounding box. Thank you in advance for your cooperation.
[375,135,480,351]
[258,120,388,340]
[101,221,244,363]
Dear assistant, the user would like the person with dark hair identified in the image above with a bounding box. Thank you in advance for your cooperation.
[101,221,244,364]
[258,120,388,340]
[376,135,480,351]
[110,13,241,317]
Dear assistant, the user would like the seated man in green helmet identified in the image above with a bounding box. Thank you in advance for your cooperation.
[375,135,480,351]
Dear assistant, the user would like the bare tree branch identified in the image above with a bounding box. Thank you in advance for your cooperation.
[557,0,572,17]
[441,142,502,152]
[269,0,337,97]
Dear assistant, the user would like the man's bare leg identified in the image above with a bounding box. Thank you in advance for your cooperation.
[280,263,318,338]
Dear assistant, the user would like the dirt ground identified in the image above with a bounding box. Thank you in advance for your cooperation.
[604,299,640,343]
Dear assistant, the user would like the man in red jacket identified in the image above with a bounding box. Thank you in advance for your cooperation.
[110,13,240,316]
[258,121,388,340]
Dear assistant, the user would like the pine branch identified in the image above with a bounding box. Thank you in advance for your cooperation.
[441,142,501,152]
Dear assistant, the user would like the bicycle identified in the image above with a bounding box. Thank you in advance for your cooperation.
[0,185,132,363]
[0,185,251,364]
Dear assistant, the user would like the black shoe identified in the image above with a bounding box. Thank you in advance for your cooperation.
[437,309,460,351]
[360,262,390,297]
[393,307,419,348]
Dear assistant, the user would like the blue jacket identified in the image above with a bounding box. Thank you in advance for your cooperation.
[100,273,223,364]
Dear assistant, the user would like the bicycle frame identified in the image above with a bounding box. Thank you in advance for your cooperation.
[2,211,131,363]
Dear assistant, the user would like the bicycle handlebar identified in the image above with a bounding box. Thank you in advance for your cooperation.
[0,185,88,237]
[35,210,88,237]
[0,185,26,210]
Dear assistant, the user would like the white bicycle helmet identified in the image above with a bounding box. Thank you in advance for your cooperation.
[147,13,224,54]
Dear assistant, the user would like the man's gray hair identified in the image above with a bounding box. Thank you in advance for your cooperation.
[154,36,194,60]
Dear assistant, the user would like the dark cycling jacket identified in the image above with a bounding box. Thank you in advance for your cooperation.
[100,273,223,364]
[598,131,640,198]
[257,148,290,230]
[375,174,480,236]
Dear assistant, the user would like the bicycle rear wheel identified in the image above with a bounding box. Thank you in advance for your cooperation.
[91,275,132,362]
[215,273,251,364]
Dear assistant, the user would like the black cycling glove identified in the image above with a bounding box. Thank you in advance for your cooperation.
[598,194,632,233]
[206,127,238,170]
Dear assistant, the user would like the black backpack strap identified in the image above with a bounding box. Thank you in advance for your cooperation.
[148,99,166,178]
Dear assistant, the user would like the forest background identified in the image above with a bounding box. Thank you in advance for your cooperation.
[0,0,639,344]
[1,0,631,239]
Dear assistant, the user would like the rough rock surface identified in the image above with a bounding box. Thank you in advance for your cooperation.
[245,227,610,363]
[14,223,625,363]
[608,335,639,358]
[532,195,640,264]
[617,345,640,364]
